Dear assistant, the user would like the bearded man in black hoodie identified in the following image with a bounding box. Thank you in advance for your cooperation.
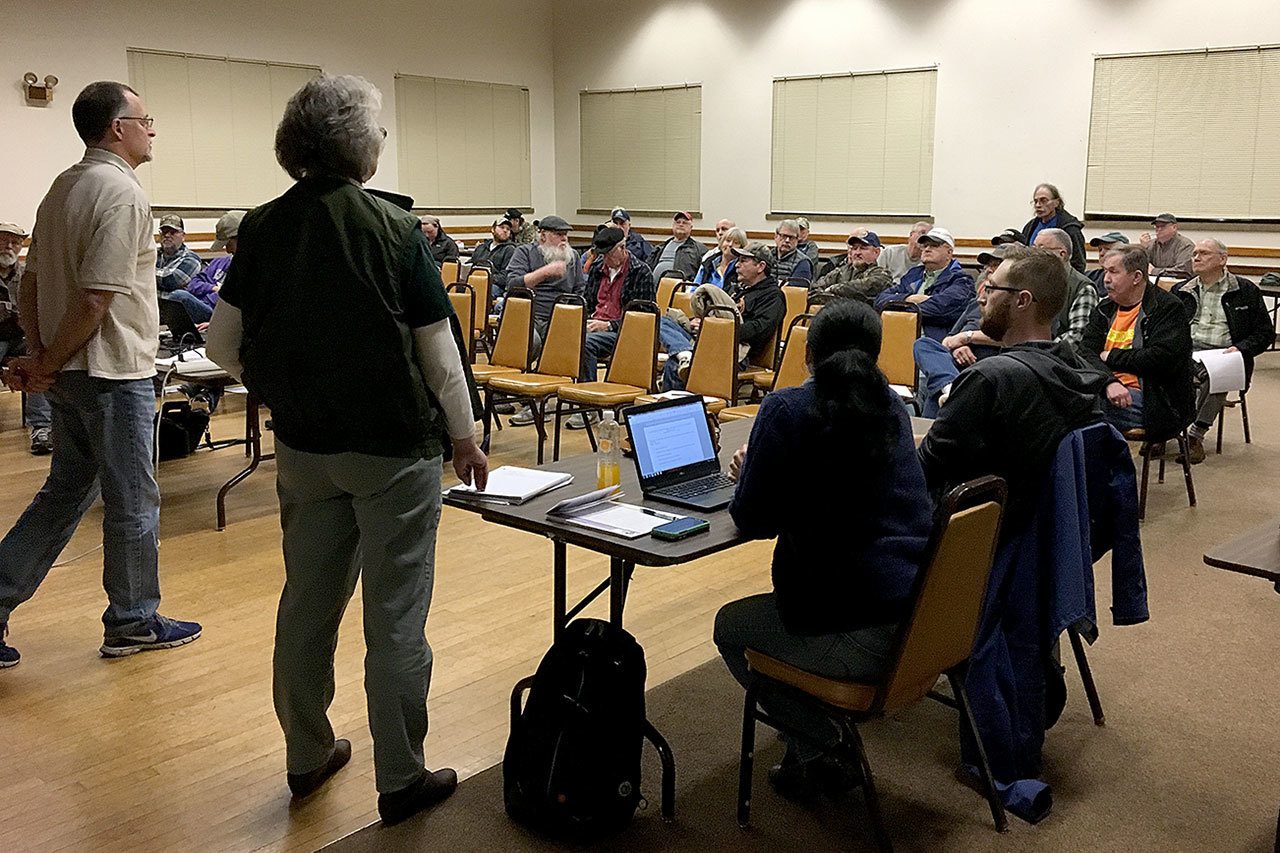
[918,247,1107,534]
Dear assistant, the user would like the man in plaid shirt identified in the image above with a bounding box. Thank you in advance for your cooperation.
[1033,228,1098,347]
[154,213,201,293]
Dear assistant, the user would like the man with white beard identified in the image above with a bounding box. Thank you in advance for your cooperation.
[0,223,53,454]
[500,214,585,425]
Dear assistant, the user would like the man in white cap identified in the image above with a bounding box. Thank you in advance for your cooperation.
[0,222,53,454]
[164,210,244,324]
[874,226,976,341]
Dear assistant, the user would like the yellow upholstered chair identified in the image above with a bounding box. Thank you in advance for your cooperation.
[635,312,738,415]
[669,287,695,318]
[488,295,587,464]
[878,301,921,412]
[473,289,534,442]
[440,259,460,285]
[781,284,809,335]
[464,268,493,358]
[553,301,661,461]
[655,276,684,309]
[737,477,1010,848]
[446,284,476,362]
[722,317,812,422]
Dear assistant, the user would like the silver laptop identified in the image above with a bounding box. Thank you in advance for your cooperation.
[623,395,737,511]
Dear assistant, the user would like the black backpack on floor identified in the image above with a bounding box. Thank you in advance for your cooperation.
[503,617,646,838]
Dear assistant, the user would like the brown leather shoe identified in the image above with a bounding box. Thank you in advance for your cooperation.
[1178,436,1206,465]
[377,768,458,825]
[287,739,351,798]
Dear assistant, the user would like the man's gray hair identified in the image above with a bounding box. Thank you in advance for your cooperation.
[275,74,384,182]
[1204,238,1229,255]
[1037,227,1074,258]
[776,219,800,236]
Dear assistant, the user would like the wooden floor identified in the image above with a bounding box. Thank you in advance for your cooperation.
[0,390,773,851]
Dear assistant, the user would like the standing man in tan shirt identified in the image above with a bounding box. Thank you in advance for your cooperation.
[0,81,201,670]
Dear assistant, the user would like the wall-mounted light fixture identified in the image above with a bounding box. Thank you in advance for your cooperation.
[23,72,59,105]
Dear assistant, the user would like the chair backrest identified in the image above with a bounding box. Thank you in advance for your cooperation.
[686,313,739,404]
[534,295,586,379]
[655,276,683,309]
[490,289,534,371]
[771,316,812,391]
[749,323,781,369]
[877,477,1007,713]
[878,301,921,388]
[446,284,476,360]
[606,301,661,391]
[781,284,809,332]
[441,260,460,284]
[465,269,492,335]
[670,288,694,317]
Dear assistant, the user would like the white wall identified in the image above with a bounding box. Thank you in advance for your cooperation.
[1,0,556,237]
[551,0,1280,249]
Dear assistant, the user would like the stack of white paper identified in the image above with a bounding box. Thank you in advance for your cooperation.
[447,466,573,505]
[1191,348,1246,394]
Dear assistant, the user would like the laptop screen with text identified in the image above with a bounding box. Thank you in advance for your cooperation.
[628,398,717,480]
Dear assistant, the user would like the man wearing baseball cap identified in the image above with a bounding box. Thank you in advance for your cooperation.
[1139,213,1194,279]
[648,211,706,281]
[810,231,893,303]
[609,207,649,261]
[469,218,516,275]
[0,222,53,454]
[504,207,535,245]
[1087,232,1129,293]
[165,210,244,325]
[874,226,976,341]
[155,213,201,295]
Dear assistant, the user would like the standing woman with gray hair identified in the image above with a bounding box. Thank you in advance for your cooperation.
[205,74,487,824]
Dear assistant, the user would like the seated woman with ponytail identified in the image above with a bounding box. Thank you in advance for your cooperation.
[714,299,933,798]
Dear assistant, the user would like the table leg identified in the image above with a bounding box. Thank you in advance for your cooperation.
[216,394,268,530]
[553,540,567,643]
[610,558,634,627]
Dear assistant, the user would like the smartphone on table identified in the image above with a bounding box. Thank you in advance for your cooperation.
[651,516,710,541]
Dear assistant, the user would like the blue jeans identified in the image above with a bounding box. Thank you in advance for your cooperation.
[272,442,443,793]
[163,289,213,324]
[1103,386,1145,432]
[913,336,961,418]
[0,372,161,633]
[582,318,692,382]
[0,339,52,429]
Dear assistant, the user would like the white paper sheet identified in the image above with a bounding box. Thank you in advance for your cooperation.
[1191,348,1246,394]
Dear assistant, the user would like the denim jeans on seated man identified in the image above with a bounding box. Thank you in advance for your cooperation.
[1102,386,1145,433]
[163,288,213,324]
[0,371,160,635]
[582,318,692,383]
[913,337,962,418]
[0,339,51,430]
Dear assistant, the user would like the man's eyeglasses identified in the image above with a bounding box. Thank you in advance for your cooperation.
[118,115,155,129]
[981,282,1035,300]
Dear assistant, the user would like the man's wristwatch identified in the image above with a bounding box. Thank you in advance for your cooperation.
[964,330,975,345]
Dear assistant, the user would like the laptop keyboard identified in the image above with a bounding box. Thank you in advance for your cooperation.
[659,473,736,499]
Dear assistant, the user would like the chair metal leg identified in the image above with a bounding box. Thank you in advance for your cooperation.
[642,719,676,822]
[1241,391,1251,444]
[482,388,494,448]
[553,398,564,462]
[845,721,893,852]
[1177,431,1197,507]
[1137,443,1150,521]
[949,673,1009,833]
[532,397,548,465]
[1068,627,1105,726]
[737,679,759,829]
[1157,452,1166,484]
[1216,407,1225,454]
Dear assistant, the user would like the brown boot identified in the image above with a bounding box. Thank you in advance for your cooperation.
[1178,435,1206,465]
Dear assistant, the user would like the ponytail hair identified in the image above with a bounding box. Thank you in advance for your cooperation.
[806,300,898,474]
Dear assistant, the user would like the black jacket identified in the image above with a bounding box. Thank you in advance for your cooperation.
[1021,208,1087,273]
[918,340,1107,534]
[428,231,460,268]
[1173,274,1273,383]
[584,252,656,333]
[648,236,707,280]
[731,276,786,360]
[469,239,515,274]
[1080,284,1194,441]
